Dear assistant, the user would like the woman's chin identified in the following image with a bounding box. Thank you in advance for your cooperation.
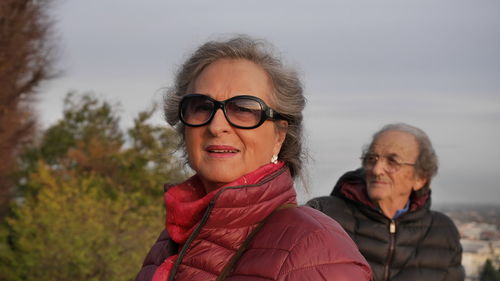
[196,166,245,190]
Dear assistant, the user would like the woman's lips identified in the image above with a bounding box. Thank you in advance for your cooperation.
[205,145,240,158]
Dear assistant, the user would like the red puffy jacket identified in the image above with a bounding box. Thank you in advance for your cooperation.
[136,166,372,281]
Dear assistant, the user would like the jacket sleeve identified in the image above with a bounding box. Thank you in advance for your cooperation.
[276,209,372,281]
[135,230,178,281]
[438,213,465,281]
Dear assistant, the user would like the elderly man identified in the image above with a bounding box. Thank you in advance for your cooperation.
[307,123,464,281]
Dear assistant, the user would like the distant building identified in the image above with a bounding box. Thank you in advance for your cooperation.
[459,222,497,240]
[452,220,500,280]
[462,239,491,279]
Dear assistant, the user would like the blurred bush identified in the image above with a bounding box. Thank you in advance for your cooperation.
[0,93,187,281]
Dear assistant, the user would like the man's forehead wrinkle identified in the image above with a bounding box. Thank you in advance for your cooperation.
[368,151,403,160]
[370,142,416,160]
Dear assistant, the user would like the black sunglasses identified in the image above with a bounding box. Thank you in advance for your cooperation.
[179,94,286,129]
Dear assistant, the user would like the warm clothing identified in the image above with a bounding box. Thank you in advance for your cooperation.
[136,163,372,281]
[307,169,465,281]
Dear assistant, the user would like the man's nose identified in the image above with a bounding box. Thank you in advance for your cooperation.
[371,158,386,175]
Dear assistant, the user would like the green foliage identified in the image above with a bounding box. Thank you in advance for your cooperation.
[0,93,187,281]
[480,259,500,281]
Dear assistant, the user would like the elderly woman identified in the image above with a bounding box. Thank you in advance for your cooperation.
[135,35,371,281]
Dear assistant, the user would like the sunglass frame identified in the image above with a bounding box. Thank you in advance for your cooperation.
[179,94,285,129]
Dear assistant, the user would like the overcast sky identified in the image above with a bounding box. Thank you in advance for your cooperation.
[38,0,500,205]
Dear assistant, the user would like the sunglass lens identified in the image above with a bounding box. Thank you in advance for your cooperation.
[225,98,262,128]
[181,96,214,126]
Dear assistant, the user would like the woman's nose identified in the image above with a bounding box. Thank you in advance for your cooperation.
[207,108,231,135]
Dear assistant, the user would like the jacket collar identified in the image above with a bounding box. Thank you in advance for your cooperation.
[165,163,297,280]
[331,169,431,218]
[202,163,297,229]
[164,162,297,242]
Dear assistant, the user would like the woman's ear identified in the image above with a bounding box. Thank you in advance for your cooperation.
[273,120,288,155]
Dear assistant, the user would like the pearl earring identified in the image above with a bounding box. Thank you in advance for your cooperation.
[271,154,278,164]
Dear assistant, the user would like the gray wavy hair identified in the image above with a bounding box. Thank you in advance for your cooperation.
[363,123,439,188]
[164,35,307,179]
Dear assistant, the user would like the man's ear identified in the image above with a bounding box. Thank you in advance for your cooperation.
[413,175,427,191]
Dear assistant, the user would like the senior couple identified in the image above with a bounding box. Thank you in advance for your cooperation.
[134,35,464,281]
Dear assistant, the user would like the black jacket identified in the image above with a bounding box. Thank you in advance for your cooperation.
[307,169,465,281]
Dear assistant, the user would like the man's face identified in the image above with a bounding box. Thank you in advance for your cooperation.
[364,130,426,207]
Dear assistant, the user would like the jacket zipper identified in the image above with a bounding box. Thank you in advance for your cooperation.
[166,166,288,281]
[383,220,397,281]
[167,199,216,281]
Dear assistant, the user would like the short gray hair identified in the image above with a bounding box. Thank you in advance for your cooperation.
[363,123,439,187]
[164,35,307,179]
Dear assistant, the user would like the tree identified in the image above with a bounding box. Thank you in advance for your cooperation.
[480,259,500,281]
[0,0,58,219]
[0,93,187,281]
